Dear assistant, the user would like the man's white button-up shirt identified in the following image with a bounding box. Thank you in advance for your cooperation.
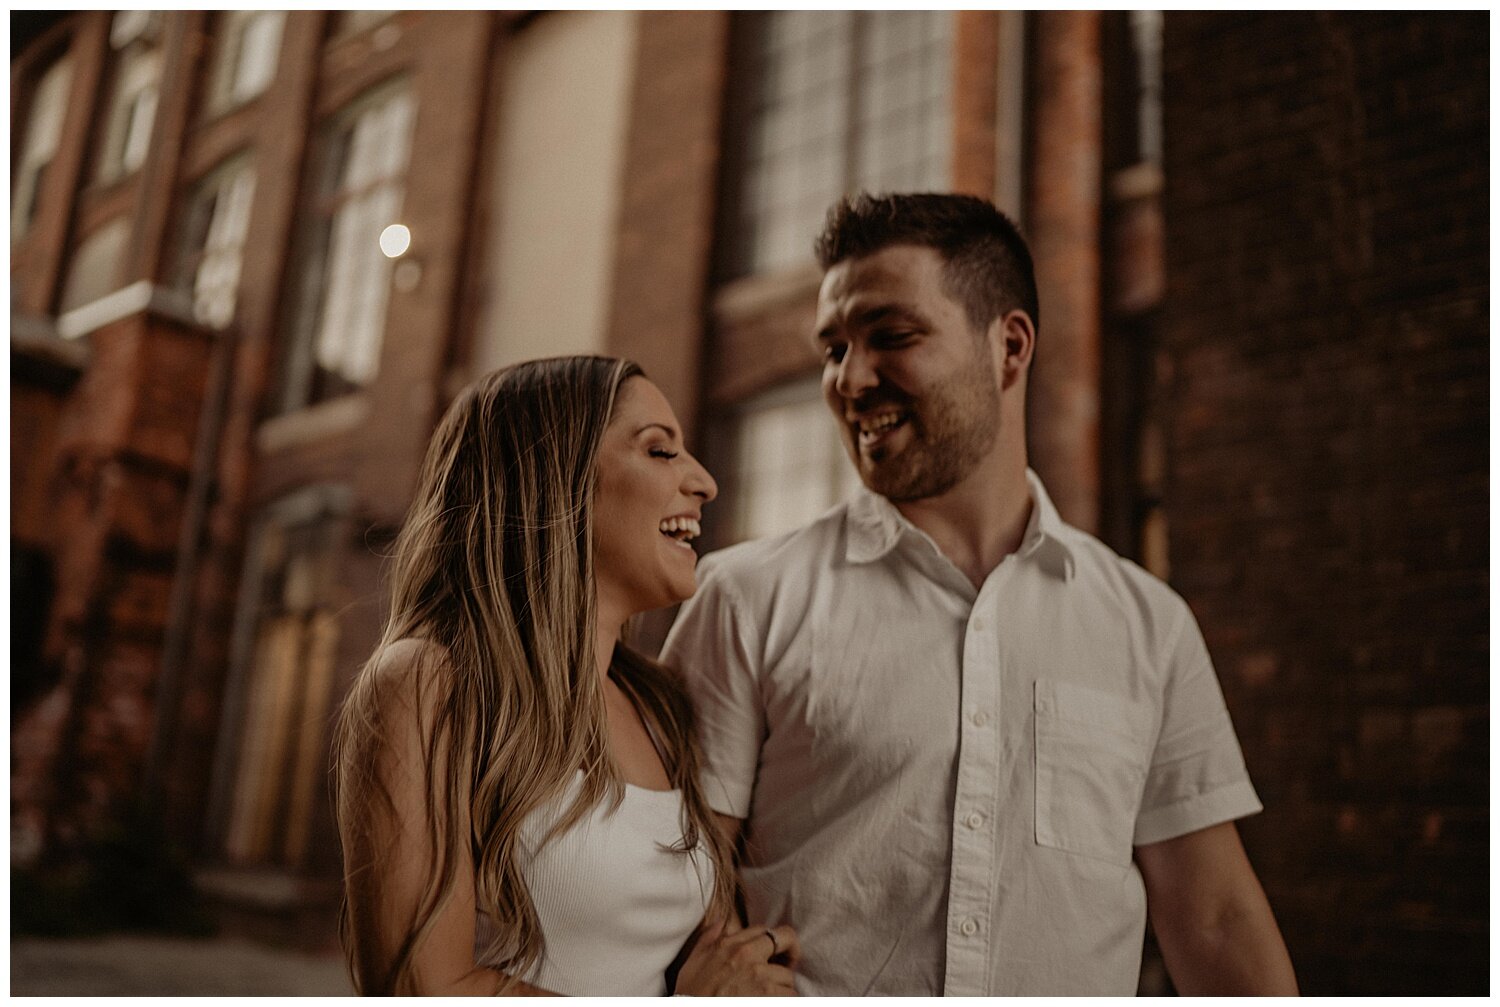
[661,471,1262,995]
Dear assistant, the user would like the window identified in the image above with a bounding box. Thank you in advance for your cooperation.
[97,12,165,183]
[217,488,349,868]
[1129,11,1164,166]
[728,377,862,542]
[720,12,952,279]
[275,81,417,412]
[174,157,256,328]
[12,54,73,244]
[205,10,285,115]
[57,218,130,317]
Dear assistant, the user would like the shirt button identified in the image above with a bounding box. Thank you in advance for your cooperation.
[971,617,986,633]
[971,709,990,728]
[960,917,979,936]
[965,811,984,830]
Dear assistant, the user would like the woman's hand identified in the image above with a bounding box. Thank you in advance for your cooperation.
[674,921,801,996]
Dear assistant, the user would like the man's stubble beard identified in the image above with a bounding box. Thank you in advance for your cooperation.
[854,349,1003,504]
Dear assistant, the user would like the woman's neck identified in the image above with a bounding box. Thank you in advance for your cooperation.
[595,608,624,683]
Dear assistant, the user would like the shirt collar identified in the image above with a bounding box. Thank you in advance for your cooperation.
[845,468,1076,580]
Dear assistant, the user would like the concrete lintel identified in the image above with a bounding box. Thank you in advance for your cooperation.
[55,281,198,341]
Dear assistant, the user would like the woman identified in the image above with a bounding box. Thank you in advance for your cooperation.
[333,356,797,995]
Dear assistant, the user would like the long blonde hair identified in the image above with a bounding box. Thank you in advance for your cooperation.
[332,356,735,994]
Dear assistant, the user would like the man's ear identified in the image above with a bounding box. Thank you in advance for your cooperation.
[991,309,1035,389]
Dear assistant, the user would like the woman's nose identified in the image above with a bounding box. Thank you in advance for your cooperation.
[684,452,717,503]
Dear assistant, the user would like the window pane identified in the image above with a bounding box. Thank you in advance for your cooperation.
[58,218,130,316]
[731,378,859,542]
[721,11,951,279]
[231,11,284,104]
[12,55,74,243]
[222,497,346,869]
[181,161,256,328]
[120,84,159,173]
[98,46,163,183]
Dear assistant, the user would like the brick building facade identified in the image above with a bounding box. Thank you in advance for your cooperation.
[9,11,1486,993]
[1159,13,1488,994]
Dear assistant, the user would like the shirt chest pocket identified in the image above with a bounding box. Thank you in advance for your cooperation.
[1033,678,1154,867]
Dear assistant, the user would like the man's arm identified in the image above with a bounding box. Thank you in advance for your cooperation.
[1135,820,1298,995]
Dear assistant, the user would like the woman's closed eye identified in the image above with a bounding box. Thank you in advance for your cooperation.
[649,447,679,460]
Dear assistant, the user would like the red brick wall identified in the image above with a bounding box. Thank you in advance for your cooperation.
[11,311,213,858]
[606,11,730,443]
[1160,12,1487,994]
[1026,11,1104,533]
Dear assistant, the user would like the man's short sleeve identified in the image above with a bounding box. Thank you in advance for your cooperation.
[1133,601,1263,846]
[659,558,764,819]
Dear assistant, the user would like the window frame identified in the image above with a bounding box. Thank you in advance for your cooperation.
[172,153,258,329]
[204,10,287,118]
[271,77,417,415]
[205,484,353,870]
[716,11,955,282]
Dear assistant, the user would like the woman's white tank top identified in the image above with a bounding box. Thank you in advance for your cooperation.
[474,772,713,995]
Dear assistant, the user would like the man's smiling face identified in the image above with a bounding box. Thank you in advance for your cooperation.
[815,244,1003,502]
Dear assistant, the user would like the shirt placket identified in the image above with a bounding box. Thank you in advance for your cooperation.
[942,576,1004,995]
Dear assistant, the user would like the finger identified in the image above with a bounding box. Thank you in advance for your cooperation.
[757,965,800,996]
[724,924,778,951]
[759,963,797,986]
[729,934,777,965]
[767,924,801,965]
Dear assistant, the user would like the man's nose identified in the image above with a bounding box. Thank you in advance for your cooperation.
[834,345,878,399]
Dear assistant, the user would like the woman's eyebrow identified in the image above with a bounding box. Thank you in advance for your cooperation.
[634,422,680,441]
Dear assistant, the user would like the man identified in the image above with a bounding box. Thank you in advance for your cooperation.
[661,193,1297,995]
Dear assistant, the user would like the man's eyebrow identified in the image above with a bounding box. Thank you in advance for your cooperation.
[817,303,925,341]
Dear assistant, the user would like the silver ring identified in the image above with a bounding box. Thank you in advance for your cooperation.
[765,928,780,956]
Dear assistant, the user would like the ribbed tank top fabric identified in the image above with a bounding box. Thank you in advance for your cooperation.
[473,772,713,995]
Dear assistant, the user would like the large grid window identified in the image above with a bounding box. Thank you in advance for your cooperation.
[276,81,416,412]
[217,488,348,869]
[174,156,256,328]
[12,54,73,244]
[729,378,862,543]
[720,11,952,279]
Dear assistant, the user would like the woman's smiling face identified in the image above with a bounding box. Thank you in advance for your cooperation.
[593,377,718,625]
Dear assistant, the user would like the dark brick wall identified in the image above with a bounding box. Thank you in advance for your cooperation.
[1160,12,1487,994]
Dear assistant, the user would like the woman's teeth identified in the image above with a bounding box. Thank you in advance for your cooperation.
[659,516,701,549]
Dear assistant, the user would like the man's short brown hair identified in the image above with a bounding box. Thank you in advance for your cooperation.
[814,192,1039,336]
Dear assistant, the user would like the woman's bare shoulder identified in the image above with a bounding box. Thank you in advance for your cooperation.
[361,637,453,716]
[371,636,451,674]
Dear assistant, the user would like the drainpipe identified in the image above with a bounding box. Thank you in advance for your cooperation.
[141,318,237,817]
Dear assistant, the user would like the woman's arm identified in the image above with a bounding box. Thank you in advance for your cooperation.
[675,921,800,996]
[340,640,556,996]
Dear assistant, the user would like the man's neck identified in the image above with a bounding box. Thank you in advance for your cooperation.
[893,454,1033,591]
